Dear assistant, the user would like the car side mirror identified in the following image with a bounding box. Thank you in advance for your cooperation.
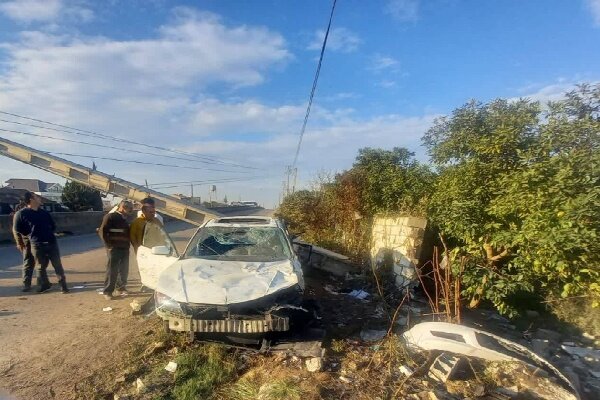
[151,245,171,256]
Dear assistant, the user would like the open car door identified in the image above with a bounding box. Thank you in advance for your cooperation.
[136,222,179,290]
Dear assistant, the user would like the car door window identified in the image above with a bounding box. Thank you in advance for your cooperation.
[141,222,179,257]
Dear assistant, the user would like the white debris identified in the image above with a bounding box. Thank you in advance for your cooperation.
[164,361,177,373]
[102,307,113,312]
[339,376,352,383]
[399,365,414,377]
[305,357,322,372]
[348,289,369,300]
[130,300,141,312]
[135,378,146,394]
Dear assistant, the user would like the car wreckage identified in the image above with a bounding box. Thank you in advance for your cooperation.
[136,216,309,344]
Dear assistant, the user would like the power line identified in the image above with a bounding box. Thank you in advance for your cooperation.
[48,151,254,174]
[0,110,260,170]
[291,0,337,169]
[150,176,269,190]
[0,128,254,173]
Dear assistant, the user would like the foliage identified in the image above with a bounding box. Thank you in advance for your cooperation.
[171,344,237,400]
[61,180,103,211]
[424,83,600,316]
[277,148,433,261]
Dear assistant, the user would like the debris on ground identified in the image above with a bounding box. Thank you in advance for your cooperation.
[305,357,322,372]
[164,361,177,373]
[347,289,369,300]
[102,307,113,312]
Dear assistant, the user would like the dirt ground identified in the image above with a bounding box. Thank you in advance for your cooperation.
[0,221,196,400]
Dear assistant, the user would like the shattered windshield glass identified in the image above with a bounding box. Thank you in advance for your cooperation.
[184,226,292,261]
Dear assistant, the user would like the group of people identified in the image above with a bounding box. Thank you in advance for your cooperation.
[12,193,163,299]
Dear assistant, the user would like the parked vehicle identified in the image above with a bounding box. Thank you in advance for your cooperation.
[136,216,307,343]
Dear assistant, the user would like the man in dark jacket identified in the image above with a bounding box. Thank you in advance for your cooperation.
[12,201,36,292]
[99,200,133,300]
[13,192,69,293]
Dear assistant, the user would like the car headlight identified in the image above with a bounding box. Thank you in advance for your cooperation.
[155,291,183,314]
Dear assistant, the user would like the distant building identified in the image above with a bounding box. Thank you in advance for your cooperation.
[4,179,64,203]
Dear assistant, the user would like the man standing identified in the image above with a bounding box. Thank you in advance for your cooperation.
[13,192,69,293]
[130,197,163,252]
[99,200,132,300]
[12,201,36,292]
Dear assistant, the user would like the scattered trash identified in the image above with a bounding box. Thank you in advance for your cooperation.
[428,353,471,383]
[339,376,352,383]
[347,289,369,300]
[305,357,322,372]
[130,300,142,314]
[135,378,146,394]
[399,365,414,377]
[360,329,387,342]
[403,322,581,400]
[72,285,85,289]
[102,307,113,312]
[164,361,177,373]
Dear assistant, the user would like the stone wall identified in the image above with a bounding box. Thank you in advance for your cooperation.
[371,216,427,289]
[0,211,105,242]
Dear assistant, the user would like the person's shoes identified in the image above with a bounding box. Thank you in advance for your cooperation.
[37,284,52,293]
[61,287,70,294]
[21,285,31,292]
[116,289,129,296]
[103,294,113,300]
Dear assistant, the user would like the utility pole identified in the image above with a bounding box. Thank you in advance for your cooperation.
[190,184,194,204]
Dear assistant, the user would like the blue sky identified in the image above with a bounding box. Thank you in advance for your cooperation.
[0,0,599,207]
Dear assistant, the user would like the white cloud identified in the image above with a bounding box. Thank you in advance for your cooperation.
[385,0,419,23]
[512,79,600,103]
[385,0,419,22]
[378,80,398,88]
[0,6,437,207]
[0,0,92,23]
[370,54,399,72]
[586,0,600,25]
[307,27,361,53]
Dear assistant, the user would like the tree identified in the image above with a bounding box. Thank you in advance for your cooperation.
[353,147,435,217]
[223,195,228,204]
[424,84,600,315]
[61,181,103,211]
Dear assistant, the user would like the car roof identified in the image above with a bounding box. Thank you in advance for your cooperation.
[205,215,280,228]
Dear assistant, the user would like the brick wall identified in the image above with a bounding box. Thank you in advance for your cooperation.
[371,216,427,289]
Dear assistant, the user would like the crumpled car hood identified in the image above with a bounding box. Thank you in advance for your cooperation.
[156,258,300,305]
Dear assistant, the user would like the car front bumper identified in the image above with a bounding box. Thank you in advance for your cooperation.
[159,310,290,333]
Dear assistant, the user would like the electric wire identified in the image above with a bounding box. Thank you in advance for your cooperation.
[47,152,254,174]
[150,176,268,190]
[291,0,337,169]
[0,128,253,173]
[0,110,260,170]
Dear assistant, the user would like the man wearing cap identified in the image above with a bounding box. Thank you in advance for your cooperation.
[99,200,132,300]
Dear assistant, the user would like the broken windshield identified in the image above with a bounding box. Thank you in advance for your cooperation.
[184,226,292,262]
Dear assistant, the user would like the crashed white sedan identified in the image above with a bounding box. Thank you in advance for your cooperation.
[136,216,306,340]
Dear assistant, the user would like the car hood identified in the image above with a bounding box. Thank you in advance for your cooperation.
[156,257,300,305]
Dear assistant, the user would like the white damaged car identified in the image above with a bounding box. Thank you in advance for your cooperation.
[136,216,307,342]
